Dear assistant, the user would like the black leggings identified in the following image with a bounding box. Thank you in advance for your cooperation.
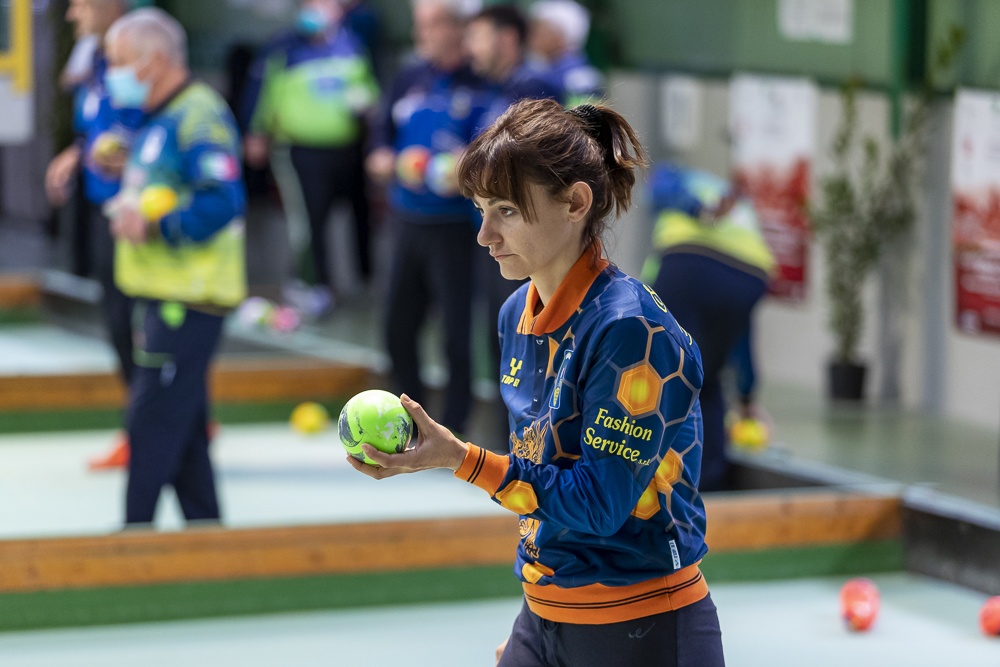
[652,252,768,492]
[289,143,371,286]
[499,594,724,666]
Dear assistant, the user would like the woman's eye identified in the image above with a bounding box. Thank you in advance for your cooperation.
[499,207,516,217]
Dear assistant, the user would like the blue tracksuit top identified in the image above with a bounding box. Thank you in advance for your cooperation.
[480,60,564,129]
[550,51,604,106]
[372,60,492,222]
[239,27,374,132]
[72,48,143,205]
[454,247,710,624]
[122,81,246,245]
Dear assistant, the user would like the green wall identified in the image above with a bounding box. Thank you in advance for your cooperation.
[154,0,998,93]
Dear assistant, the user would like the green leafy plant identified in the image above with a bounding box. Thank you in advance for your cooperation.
[811,29,964,365]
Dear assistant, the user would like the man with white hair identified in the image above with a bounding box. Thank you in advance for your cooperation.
[529,0,604,107]
[45,0,138,471]
[366,0,492,438]
[104,8,247,527]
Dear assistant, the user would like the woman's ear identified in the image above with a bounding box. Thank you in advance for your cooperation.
[566,181,593,223]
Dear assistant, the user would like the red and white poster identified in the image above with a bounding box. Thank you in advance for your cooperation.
[951,88,1000,336]
[729,74,817,302]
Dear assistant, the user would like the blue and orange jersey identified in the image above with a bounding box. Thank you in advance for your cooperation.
[454,244,710,624]
[371,60,492,222]
[72,48,143,205]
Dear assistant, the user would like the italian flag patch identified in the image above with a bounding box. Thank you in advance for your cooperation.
[199,152,240,181]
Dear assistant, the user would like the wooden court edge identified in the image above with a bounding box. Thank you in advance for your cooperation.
[0,543,906,634]
[0,490,902,594]
[0,275,40,308]
[0,357,372,411]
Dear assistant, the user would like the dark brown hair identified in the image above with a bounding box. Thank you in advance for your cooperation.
[458,98,648,255]
[470,4,528,46]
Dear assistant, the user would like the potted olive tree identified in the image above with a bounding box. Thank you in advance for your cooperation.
[811,82,919,400]
[812,30,963,401]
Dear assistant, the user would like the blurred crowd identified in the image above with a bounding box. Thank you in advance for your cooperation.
[47,0,607,525]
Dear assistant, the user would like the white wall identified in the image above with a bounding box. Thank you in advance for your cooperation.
[606,71,1000,430]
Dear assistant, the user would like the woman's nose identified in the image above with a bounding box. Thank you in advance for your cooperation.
[477,214,498,248]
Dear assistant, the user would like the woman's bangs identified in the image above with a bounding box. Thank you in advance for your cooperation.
[459,132,523,205]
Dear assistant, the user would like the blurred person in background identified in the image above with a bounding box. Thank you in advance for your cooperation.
[340,0,385,85]
[529,0,604,107]
[466,4,563,123]
[642,163,775,491]
[242,0,379,319]
[45,0,138,471]
[366,0,491,437]
[104,8,246,526]
[465,3,563,442]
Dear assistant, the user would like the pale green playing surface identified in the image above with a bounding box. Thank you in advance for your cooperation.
[0,574,997,666]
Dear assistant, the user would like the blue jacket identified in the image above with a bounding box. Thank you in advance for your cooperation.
[481,60,564,128]
[372,60,492,222]
[72,48,143,205]
[241,27,378,146]
[550,52,604,106]
[115,81,247,308]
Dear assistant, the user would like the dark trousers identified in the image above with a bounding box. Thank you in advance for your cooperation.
[652,253,768,492]
[499,594,724,667]
[288,143,371,286]
[384,217,475,433]
[125,300,224,525]
[71,170,92,277]
[89,205,135,387]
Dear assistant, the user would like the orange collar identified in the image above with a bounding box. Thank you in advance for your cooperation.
[517,244,608,335]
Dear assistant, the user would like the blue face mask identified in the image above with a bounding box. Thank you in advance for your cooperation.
[296,7,331,36]
[105,65,151,110]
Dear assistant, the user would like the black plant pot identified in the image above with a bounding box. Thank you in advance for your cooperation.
[828,361,866,401]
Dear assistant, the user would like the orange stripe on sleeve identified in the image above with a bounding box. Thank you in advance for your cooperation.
[453,444,509,496]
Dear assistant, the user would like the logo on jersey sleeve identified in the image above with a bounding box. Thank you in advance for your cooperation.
[583,407,654,465]
[642,283,668,313]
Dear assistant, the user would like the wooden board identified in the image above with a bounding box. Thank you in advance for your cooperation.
[0,357,371,411]
[0,490,902,594]
[0,275,39,308]
[0,516,521,593]
[705,491,902,551]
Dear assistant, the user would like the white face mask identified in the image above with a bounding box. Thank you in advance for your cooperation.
[105,60,152,109]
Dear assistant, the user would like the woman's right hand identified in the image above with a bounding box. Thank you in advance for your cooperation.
[344,394,469,480]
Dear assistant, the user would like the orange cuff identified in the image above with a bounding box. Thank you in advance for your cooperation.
[453,444,510,496]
